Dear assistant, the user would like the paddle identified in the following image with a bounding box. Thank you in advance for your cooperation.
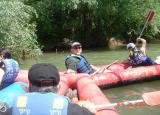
[105,60,119,69]
[96,91,160,111]
[90,60,119,76]
[139,11,155,38]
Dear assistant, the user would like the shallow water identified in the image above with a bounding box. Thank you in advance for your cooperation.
[103,80,160,115]
[20,44,160,115]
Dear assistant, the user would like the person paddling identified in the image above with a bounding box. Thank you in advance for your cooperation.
[126,38,156,67]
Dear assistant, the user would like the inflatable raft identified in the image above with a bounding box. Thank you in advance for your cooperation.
[57,62,160,90]
[15,62,160,89]
[1,72,119,115]
[1,61,160,115]
[90,63,160,89]
[77,77,119,115]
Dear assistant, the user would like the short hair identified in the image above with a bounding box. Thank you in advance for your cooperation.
[0,48,2,55]
[35,86,58,93]
[2,49,11,59]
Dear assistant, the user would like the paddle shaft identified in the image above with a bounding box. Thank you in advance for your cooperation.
[105,60,119,69]
[138,11,154,38]
[139,19,148,38]
[90,60,118,76]
[96,91,160,111]
[96,99,144,110]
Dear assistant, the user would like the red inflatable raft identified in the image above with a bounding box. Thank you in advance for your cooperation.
[15,62,160,89]
[56,62,160,90]
[90,63,160,89]
[14,70,120,115]
[77,77,119,115]
[57,74,119,115]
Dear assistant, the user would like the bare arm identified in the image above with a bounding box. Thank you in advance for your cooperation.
[90,65,99,71]
[136,38,146,55]
[65,58,78,74]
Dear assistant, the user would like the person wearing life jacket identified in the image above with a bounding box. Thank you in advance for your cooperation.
[65,42,105,74]
[127,38,155,67]
[0,63,97,115]
[0,49,19,89]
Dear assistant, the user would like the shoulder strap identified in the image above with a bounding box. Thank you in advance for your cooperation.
[79,55,88,63]
[66,54,81,61]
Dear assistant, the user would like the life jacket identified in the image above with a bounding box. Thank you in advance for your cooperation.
[128,51,154,67]
[1,59,19,82]
[0,82,28,108]
[12,92,70,115]
[65,54,94,74]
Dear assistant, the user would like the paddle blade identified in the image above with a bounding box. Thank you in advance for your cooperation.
[142,91,160,106]
[146,11,155,22]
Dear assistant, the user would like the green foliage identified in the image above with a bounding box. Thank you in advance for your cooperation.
[5,0,158,59]
[27,0,160,50]
[95,0,160,42]
[0,1,42,61]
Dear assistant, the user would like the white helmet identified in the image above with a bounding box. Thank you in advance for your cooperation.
[127,43,136,50]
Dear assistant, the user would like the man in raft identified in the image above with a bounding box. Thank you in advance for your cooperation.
[126,38,156,67]
[0,63,97,115]
[65,42,110,74]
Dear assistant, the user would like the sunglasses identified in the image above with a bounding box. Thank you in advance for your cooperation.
[73,46,82,49]
[128,47,134,50]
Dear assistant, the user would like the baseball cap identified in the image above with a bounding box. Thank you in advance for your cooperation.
[71,42,81,48]
[28,63,60,91]
[127,43,136,50]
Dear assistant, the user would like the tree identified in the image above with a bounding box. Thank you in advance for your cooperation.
[0,1,42,61]
[27,0,160,50]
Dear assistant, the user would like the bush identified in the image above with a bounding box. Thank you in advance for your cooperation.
[0,1,42,61]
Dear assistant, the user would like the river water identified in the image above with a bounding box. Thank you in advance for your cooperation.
[20,44,160,115]
[104,80,160,115]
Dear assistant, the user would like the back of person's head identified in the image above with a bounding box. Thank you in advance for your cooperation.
[2,49,11,59]
[28,63,60,93]
[0,48,2,56]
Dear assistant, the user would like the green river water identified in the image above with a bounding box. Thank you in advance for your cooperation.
[20,44,160,115]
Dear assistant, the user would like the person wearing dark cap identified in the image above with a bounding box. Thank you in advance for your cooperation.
[65,42,102,74]
[126,38,155,67]
[0,49,19,89]
[1,63,97,115]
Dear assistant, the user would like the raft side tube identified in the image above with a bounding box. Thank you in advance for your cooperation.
[77,77,119,115]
